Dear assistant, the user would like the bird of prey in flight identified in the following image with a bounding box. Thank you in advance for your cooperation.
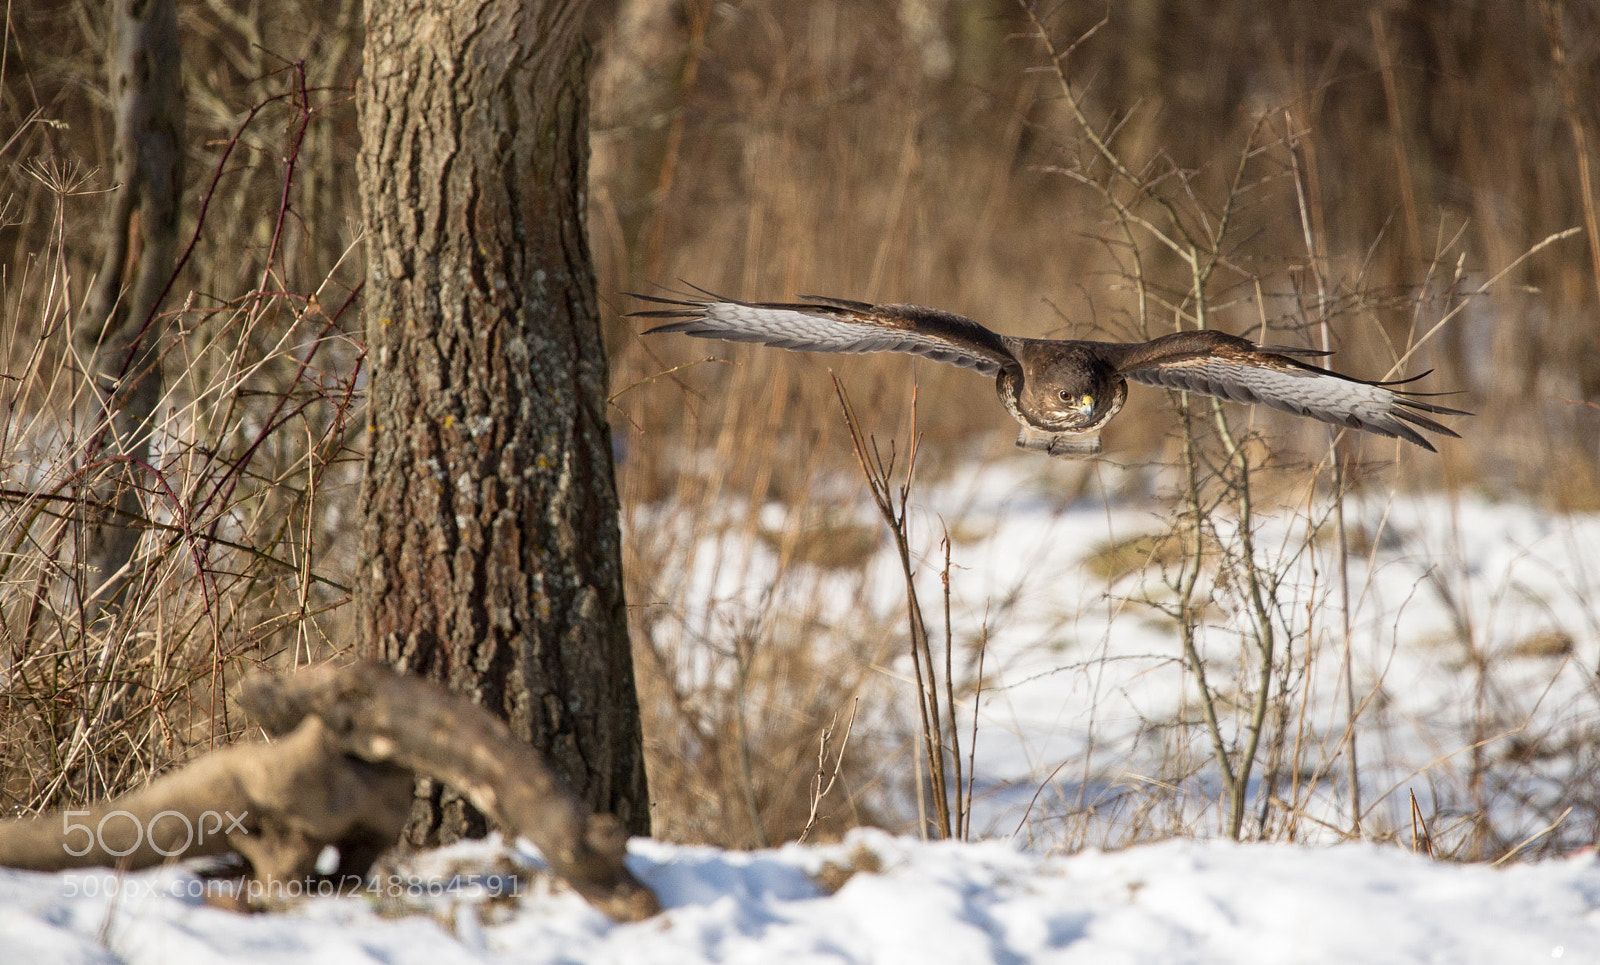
[630,291,1466,457]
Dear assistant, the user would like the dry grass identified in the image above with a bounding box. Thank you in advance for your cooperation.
[1,0,365,813]
[1081,527,1222,585]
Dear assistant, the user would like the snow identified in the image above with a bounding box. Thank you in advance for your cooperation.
[635,456,1600,850]
[3,831,1599,963]
[7,458,1600,961]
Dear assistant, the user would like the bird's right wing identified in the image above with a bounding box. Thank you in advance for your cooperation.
[629,292,1018,377]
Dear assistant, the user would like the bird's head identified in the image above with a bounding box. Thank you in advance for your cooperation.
[1020,355,1125,432]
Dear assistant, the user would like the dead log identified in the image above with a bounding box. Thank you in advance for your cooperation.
[0,714,413,886]
[0,660,659,922]
[239,660,660,921]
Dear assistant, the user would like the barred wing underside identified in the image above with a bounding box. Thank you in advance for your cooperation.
[630,294,1017,377]
[1121,355,1464,451]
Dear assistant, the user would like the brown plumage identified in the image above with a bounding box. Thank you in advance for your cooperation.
[629,291,1468,457]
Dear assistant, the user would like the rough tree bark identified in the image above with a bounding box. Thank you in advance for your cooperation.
[76,0,185,615]
[358,0,649,842]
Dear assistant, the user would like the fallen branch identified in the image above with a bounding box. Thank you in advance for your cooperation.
[0,660,660,922]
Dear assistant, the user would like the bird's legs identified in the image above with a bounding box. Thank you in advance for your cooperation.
[1015,425,1102,458]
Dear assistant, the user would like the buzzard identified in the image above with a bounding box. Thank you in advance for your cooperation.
[630,291,1466,457]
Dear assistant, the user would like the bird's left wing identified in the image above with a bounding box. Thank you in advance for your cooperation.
[629,292,1018,377]
[1099,330,1468,451]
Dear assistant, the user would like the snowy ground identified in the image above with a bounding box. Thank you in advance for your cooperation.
[4,830,1600,963]
[6,457,1600,961]
[642,456,1600,849]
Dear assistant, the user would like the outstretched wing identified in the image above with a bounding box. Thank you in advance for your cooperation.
[628,292,1019,377]
[1099,330,1468,451]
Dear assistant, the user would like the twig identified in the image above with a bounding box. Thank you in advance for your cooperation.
[833,376,954,839]
[1492,807,1573,867]
[798,699,859,844]
[1409,790,1434,858]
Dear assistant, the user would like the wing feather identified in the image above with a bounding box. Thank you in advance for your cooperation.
[629,293,1018,377]
[1121,353,1465,450]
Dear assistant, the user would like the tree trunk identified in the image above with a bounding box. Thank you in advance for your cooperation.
[77,0,185,616]
[357,0,649,843]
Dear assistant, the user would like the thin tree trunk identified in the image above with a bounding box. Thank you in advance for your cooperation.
[358,0,649,843]
[76,0,185,616]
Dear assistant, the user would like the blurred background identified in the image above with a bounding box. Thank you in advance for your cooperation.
[4,0,1600,851]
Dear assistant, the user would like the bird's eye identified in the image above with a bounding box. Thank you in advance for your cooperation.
[1058,390,1072,401]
